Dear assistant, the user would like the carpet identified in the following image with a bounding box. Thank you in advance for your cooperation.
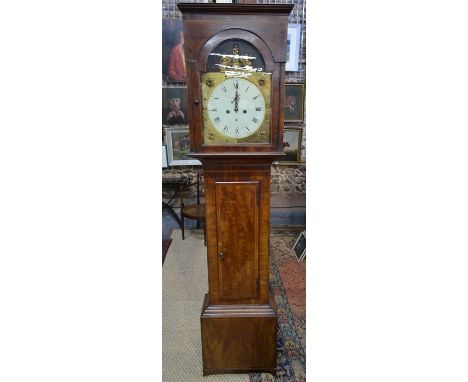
[162,229,306,381]
[163,229,248,382]
[162,239,172,266]
[249,230,306,382]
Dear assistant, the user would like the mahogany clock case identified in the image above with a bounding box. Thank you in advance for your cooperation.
[178,3,294,376]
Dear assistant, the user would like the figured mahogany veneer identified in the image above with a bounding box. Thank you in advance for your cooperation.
[201,293,277,376]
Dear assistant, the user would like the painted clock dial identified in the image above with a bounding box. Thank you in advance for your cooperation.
[207,78,265,139]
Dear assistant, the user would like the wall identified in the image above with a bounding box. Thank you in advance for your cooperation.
[162,0,306,236]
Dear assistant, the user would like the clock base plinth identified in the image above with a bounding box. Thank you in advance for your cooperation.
[200,293,278,376]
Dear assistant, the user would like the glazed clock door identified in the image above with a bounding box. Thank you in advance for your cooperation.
[215,181,259,301]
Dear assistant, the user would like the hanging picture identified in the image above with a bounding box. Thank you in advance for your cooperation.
[162,19,186,82]
[284,83,305,122]
[165,127,201,166]
[162,87,189,126]
[275,127,302,164]
[285,24,302,72]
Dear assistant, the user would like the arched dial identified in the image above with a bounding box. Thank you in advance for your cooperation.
[206,78,265,139]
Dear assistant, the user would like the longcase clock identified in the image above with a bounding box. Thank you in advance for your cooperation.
[178,3,293,376]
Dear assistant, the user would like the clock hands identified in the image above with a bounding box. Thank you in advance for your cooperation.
[234,89,240,112]
[206,78,265,139]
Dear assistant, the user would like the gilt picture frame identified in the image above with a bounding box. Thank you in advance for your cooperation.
[284,83,305,122]
[275,127,302,165]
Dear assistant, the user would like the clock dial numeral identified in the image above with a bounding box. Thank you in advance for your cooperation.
[245,86,250,92]
[245,126,250,131]
[234,82,238,89]
[235,128,239,136]
[253,95,259,100]
[221,86,227,92]
[255,107,261,111]
[209,108,218,112]
[252,117,259,123]
[223,126,229,133]
[214,117,221,123]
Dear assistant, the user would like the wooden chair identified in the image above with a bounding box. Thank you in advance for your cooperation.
[179,172,206,245]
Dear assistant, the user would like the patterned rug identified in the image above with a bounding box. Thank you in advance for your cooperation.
[250,230,306,382]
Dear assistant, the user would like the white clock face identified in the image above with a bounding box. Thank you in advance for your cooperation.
[207,78,266,139]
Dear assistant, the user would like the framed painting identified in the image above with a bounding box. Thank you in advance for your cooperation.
[165,127,201,166]
[284,83,305,122]
[162,87,188,126]
[275,127,302,165]
[162,19,186,82]
[285,23,302,72]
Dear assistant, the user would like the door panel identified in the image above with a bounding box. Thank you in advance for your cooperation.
[215,181,259,300]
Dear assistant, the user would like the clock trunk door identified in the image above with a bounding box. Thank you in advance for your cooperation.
[215,181,259,301]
